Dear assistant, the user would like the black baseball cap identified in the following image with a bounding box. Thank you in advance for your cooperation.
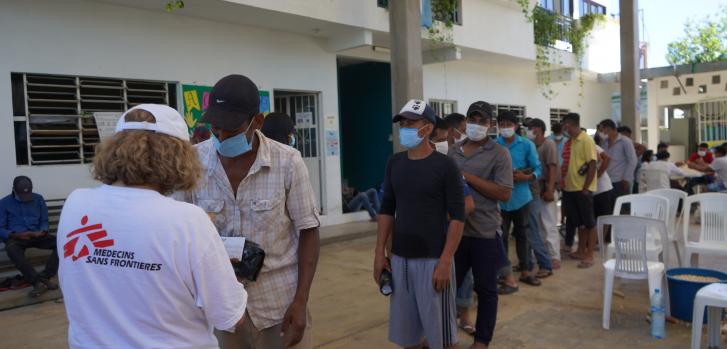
[467,101,494,119]
[392,99,437,124]
[201,74,260,131]
[12,176,33,202]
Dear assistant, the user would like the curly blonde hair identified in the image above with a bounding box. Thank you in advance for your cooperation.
[93,109,201,194]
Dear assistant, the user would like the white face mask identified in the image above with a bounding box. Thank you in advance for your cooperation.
[453,129,467,143]
[526,129,536,140]
[598,132,608,140]
[433,141,449,154]
[698,150,707,157]
[466,123,489,141]
[499,127,515,138]
[554,135,563,141]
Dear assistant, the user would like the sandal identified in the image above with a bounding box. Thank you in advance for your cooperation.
[512,265,522,272]
[519,275,542,286]
[498,284,519,295]
[458,323,476,336]
[577,260,594,269]
[568,253,585,260]
[535,270,553,279]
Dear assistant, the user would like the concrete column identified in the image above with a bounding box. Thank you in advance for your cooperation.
[619,0,640,142]
[389,0,423,152]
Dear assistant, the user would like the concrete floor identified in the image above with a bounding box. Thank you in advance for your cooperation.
[0,225,724,348]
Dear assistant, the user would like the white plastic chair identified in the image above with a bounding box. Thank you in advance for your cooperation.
[682,193,727,267]
[641,168,671,192]
[598,215,669,330]
[607,194,670,263]
[691,283,727,349]
[647,189,688,266]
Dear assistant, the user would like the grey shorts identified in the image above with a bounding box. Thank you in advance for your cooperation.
[389,255,457,348]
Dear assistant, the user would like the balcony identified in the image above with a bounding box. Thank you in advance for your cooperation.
[534,7,574,52]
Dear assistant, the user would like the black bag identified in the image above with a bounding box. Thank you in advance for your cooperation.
[233,240,266,281]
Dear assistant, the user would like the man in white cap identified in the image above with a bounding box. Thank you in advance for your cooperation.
[374,99,465,349]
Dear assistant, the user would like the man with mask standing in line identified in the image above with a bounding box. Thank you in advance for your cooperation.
[189,74,320,349]
[496,111,542,289]
[449,101,513,348]
[374,99,465,349]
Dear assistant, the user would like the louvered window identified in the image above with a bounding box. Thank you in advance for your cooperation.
[12,73,176,166]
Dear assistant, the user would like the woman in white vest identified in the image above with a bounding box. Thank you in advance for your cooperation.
[57,104,247,348]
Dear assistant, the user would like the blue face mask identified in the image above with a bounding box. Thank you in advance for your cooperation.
[290,134,297,148]
[399,127,424,149]
[212,123,253,158]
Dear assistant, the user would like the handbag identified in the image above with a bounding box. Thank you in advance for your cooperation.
[232,240,266,281]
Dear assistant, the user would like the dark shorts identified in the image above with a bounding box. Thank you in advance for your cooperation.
[563,190,596,229]
[594,189,616,218]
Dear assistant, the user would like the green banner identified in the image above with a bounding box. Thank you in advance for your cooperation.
[182,84,270,132]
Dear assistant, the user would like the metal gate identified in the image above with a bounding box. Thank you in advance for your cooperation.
[273,92,323,211]
[696,99,727,145]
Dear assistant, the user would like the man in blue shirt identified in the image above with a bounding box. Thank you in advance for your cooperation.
[0,176,58,297]
[496,111,542,290]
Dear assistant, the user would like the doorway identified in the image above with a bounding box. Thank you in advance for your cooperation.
[273,90,323,212]
[337,58,393,194]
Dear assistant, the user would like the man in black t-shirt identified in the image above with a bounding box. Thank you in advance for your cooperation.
[373,99,465,349]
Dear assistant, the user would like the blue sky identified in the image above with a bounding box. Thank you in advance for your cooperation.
[601,0,724,67]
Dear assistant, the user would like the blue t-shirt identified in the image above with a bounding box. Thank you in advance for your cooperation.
[496,135,542,211]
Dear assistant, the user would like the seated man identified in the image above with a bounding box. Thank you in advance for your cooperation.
[687,142,714,165]
[641,151,688,191]
[342,185,380,220]
[688,145,727,192]
[0,176,58,297]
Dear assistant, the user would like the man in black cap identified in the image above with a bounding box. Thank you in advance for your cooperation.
[187,74,320,349]
[0,176,58,297]
[373,99,465,349]
[448,101,513,348]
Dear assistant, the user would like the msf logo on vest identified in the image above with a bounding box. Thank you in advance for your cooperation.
[63,215,115,262]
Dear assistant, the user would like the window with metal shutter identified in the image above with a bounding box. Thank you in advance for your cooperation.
[12,73,175,166]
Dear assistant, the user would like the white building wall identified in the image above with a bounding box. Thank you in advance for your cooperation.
[423,60,616,129]
[645,70,727,149]
[0,0,344,223]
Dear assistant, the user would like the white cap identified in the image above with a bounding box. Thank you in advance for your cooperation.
[115,104,190,141]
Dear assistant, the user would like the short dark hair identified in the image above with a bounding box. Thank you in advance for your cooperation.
[434,117,449,131]
[551,122,562,134]
[528,118,547,132]
[261,112,295,145]
[617,126,632,135]
[599,119,617,130]
[562,113,580,126]
[699,142,709,148]
[657,142,669,149]
[642,150,654,162]
[444,113,465,128]
[497,111,519,124]
[715,145,727,156]
[656,151,670,160]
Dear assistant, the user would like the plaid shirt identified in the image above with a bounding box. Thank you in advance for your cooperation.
[188,130,320,330]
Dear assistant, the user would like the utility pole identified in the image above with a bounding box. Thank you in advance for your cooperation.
[389,0,423,152]
[619,0,640,142]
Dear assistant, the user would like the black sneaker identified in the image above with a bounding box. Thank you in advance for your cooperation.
[28,282,48,298]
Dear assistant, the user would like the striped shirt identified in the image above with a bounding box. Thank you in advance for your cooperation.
[187,130,320,330]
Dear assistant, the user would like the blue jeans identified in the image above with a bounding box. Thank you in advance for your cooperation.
[456,269,474,308]
[347,188,380,219]
[526,199,553,271]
